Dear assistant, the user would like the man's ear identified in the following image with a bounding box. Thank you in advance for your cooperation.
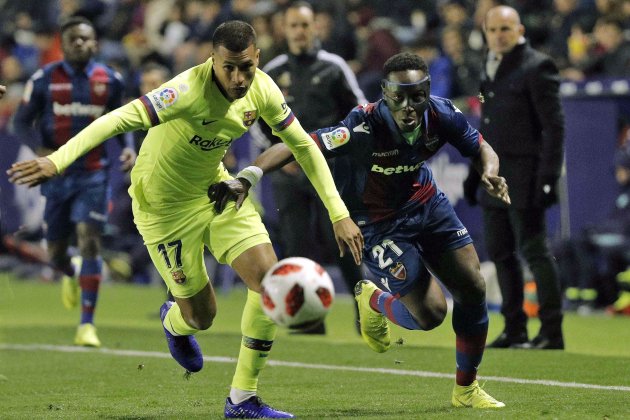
[380,79,388,94]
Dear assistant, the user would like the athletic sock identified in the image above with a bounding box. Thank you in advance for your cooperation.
[370,288,422,330]
[163,302,199,336]
[229,389,257,405]
[452,300,489,386]
[231,289,277,393]
[79,258,102,325]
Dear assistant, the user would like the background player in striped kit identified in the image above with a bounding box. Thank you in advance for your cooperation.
[13,16,136,347]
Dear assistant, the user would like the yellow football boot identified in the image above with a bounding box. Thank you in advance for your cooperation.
[74,323,101,347]
[452,380,505,408]
[61,256,82,309]
[354,280,390,353]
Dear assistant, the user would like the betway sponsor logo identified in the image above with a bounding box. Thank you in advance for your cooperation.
[189,134,233,151]
[49,83,73,91]
[371,163,421,175]
[53,102,105,118]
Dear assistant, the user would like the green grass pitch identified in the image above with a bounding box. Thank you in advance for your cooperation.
[1,274,629,419]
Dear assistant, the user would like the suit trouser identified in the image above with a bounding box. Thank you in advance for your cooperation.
[482,206,563,338]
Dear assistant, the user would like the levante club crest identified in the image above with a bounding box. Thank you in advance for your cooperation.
[243,110,257,127]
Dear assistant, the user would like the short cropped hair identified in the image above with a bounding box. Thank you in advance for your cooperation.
[287,1,314,12]
[383,53,429,78]
[60,16,96,35]
[213,20,257,52]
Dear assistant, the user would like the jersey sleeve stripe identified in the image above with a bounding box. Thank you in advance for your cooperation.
[273,112,295,132]
[139,95,159,126]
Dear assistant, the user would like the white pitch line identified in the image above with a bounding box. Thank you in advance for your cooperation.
[2,343,629,392]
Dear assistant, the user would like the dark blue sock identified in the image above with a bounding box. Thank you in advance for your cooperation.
[370,289,422,330]
[79,258,102,325]
[452,300,489,386]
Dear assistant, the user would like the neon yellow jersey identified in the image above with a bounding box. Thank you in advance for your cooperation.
[131,58,286,208]
[48,57,349,221]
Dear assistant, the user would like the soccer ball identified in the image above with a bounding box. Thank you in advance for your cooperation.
[261,257,335,328]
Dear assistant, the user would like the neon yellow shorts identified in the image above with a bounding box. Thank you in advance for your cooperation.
[132,198,270,298]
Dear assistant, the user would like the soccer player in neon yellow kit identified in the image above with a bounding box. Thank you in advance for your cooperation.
[8,21,363,419]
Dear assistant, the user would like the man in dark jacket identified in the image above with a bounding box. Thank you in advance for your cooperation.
[467,5,565,350]
[257,1,367,334]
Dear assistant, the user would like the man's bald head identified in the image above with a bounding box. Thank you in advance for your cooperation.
[483,6,525,57]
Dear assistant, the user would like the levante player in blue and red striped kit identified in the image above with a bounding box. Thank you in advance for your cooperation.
[211,52,511,409]
[13,16,136,347]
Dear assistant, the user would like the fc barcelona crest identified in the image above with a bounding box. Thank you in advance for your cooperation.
[389,262,407,281]
[243,110,257,127]
[171,269,187,284]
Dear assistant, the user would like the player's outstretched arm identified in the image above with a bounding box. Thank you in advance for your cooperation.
[8,100,149,187]
[254,142,295,172]
[7,157,57,187]
[473,141,511,205]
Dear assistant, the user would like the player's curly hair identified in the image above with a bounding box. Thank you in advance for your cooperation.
[383,53,429,77]
[60,16,96,35]
[213,20,257,52]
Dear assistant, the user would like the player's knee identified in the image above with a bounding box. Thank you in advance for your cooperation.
[77,235,100,258]
[189,308,217,331]
[422,312,446,331]
[411,295,447,330]
[453,272,486,304]
[422,301,447,330]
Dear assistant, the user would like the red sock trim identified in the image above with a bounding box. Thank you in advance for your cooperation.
[369,289,383,313]
[383,295,396,323]
[456,370,477,386]
[456,333,487,355]
[79,274,101,292]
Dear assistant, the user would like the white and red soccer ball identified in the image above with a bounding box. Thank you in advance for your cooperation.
[261,257,335,328]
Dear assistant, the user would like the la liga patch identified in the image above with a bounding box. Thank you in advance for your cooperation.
[321,127,350,150]
[149,87,179,112]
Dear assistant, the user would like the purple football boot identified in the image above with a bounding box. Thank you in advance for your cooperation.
[159,301,203,372]
[224,396,295,418]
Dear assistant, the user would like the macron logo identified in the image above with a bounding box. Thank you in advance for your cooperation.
[371,163,421,175]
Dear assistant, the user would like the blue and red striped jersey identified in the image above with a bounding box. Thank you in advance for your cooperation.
[310,97,483,226]
[13,59,125,173]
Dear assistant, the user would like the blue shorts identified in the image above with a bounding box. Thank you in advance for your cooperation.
[41,170,110,241]
[361,191,472,297]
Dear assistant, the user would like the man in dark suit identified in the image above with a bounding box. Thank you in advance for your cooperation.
[466,5,565,350]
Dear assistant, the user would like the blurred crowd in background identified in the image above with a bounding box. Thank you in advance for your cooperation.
[1,0,630,313]
[1,0,629,128]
